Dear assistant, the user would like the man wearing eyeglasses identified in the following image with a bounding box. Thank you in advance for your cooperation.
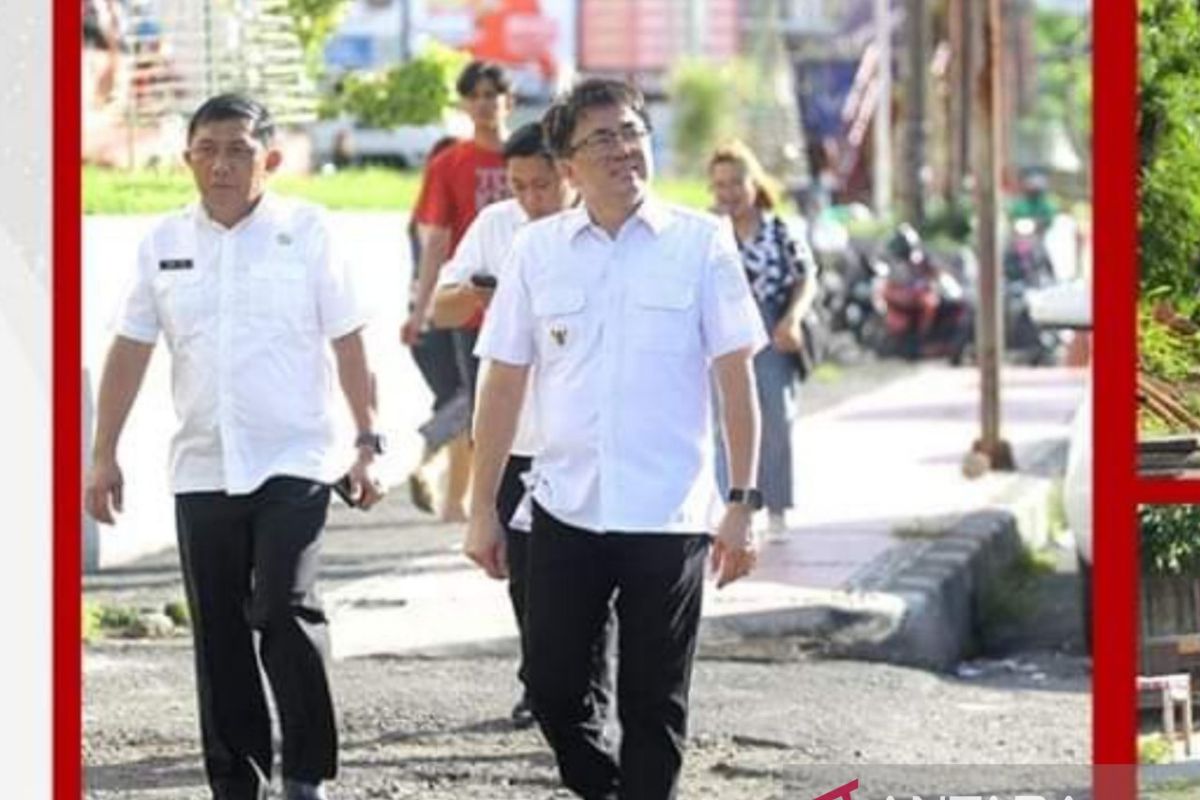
[465,79,767,799]
[84,94,382,800]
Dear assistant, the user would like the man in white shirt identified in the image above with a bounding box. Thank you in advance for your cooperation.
[431,121,579,728]
[84,95,383,800]
[465,79,767,800]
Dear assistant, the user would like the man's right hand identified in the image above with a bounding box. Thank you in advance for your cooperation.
[463,507,507,580]
[400,311,425,346]
[85,457,125,524]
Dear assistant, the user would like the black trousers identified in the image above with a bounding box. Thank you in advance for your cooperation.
[175,477,337,800]
[410,327,461,413]
[528,503,709,800]
[497,454,533,690]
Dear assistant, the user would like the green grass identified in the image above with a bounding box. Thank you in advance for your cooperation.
[978,546,1058,635]
[84,166,714,216]
[1046,479,1068,543]
[1143,778,1200,799]
[84,165,424,214]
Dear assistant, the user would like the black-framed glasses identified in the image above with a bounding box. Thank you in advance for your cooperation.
[187,143,259,164]
[567,122,652,156]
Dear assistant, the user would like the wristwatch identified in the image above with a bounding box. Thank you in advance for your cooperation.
[355,432,387,455]
[727,487,764,511]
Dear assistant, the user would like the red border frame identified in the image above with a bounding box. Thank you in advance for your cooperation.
[57,1,1136,797]
[1093,0,1136,793]
[54,0,82,796]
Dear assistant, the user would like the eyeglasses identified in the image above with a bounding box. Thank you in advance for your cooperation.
[187,143,259,164]
[567,122,652,157]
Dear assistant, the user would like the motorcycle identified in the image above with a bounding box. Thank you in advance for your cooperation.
[862,224,973,365]
[1003,217,1062,365]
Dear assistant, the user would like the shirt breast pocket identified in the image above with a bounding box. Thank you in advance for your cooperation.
[629,282,698,355]
[153,271,207,338]
[249,261,311,331]
[532,287,586,361]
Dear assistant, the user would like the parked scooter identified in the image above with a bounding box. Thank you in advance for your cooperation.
[863,224,973,364]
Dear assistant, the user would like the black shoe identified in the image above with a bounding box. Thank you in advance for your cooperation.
[283,780,328,800]
[510,693,535,729]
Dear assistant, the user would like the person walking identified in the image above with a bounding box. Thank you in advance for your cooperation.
[430,121,589,729]
[404,134,463,513]
[84,94,384,800]
[708,140,818,539]
[464,79,767,800]
[402,60,515,522]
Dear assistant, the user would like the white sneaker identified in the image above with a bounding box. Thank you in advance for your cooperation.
[766,512,788,542]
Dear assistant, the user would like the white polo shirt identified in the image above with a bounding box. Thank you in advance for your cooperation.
[115,193,368,495]
[436,198,540,458]
[475,196,767,534]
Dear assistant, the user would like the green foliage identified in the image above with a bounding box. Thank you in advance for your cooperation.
[330,44,468,128]
[284,0,349,74]
[95,604,140,629]
[1140,504,1200,575]
[1139,299,1200,384]
[82,602,101,643]
[978,546,1057,639]
[163,600,190,628]
[667,59,745,175]
[1139,733,1176,765]
[1030,9,1092,152]
[1139,0,1200,294]
[918,197,973,244]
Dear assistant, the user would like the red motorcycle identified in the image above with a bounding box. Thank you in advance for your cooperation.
[862,224,973,364]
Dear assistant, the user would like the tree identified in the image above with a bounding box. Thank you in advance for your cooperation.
[328,43,468,128]
[1139,0,1200,294]
[667,59,747,176]
[1141,504,1200,576]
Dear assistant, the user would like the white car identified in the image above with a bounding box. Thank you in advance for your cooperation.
[1027,278,1092,649]
[308,118,448,170]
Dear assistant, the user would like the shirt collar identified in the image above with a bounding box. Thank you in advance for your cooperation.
[192,191,275,233]
[565,193,672,241]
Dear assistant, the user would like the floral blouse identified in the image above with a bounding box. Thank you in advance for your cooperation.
[736,212,813,324]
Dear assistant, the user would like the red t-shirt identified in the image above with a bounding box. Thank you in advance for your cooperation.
[413,140,510,256]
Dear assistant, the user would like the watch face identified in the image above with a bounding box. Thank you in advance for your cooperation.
[357,433,386,454]
[729,488,763,510]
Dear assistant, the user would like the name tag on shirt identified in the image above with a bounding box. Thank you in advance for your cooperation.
[159,258,194,271]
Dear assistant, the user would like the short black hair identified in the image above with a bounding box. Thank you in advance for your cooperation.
[542,78,649,159]
[187,94,276,145]
[503,122,552,163]
[456,61,513,98]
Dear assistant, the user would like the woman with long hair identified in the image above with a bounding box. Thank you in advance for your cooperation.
[708,140,818,537]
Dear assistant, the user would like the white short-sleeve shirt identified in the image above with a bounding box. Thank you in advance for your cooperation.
[115,193,368,495]
[437,198,540,458]
[475,196,767,534]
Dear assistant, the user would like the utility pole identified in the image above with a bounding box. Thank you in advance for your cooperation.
[400,0,411,62]
[905,0,929,226]
[969,0,1014,472]
[873,0,892,219]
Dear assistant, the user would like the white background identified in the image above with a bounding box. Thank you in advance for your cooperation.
[3,0,51,796]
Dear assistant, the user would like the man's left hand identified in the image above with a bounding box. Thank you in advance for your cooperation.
[710,505,758,589]
[347,452,385,510]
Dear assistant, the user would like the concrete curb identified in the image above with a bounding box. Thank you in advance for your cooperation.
[835,509,1025,671]
[700,473,1057,672]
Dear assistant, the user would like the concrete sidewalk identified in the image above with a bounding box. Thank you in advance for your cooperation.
[321,363,1086,668]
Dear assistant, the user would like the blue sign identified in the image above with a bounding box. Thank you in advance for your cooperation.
[324,34,377,70]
